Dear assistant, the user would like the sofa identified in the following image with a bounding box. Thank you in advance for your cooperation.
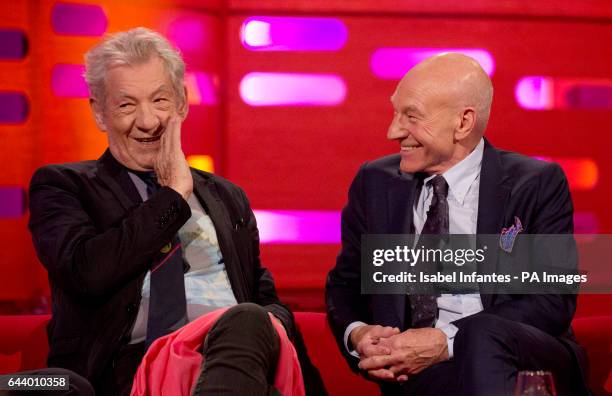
[1,313,610,395]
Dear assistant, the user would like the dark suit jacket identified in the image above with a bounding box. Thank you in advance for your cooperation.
[28,150,294,389]
[326,139,589,393]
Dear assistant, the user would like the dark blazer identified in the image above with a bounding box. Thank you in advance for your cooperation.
[326,139,589,393]
[28,150,294,389]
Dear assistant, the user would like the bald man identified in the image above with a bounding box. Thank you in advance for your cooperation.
[326,53,589,396]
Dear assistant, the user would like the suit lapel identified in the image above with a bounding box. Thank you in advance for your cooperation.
[96,150,141,210]
[192,171,249,303]
[387,171,419,328]
[387,172,418,234]
[477,139,511,307]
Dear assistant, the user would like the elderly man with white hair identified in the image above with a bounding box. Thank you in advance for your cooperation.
[28,28,316,396]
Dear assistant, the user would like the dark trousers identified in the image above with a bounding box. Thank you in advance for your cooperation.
[97,341,145,396]
[192,303,281,396]
[401,314,586,396]
[97,304,281,396]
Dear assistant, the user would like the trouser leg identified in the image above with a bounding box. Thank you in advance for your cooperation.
[192,303,281,396]
[453,313,584,396]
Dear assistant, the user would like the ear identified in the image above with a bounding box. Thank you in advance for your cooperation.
[89,98,107,131]
[178,84,189,120]
[454,107,476,141]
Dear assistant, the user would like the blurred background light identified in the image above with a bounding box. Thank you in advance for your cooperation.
[51,2,107,36]
[536,156,599,190]
[241,16,347,51]
[516,77,612,110]
[187,155,215,173]
[0,93,28,124]
[51,64,88,98]
[254,210,341,244]
[0,187,26,218]
[371,48,495,79]
[185,72,218,105]
[166,16,206,53]
[0,30,27,60]
[240,72,346,106]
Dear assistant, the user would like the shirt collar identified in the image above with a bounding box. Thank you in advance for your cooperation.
[424,138,484,205]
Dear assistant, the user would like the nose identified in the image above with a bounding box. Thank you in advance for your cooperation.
[387,112,408,141]
[134,103,160,134]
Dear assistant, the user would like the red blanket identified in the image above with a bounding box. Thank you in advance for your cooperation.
[131,308,305,396]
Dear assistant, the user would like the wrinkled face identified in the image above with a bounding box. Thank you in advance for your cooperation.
[387,75,459,174]
[93,57,185,171]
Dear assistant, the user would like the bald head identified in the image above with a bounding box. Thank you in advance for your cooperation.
[399,52,493,137]
[387,53,494,174]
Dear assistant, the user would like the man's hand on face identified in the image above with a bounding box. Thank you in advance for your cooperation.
[349,325,401,381]
[155,115,193,200]
[358,327,449,382]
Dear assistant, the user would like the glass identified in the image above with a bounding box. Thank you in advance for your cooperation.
[514,371,557,396]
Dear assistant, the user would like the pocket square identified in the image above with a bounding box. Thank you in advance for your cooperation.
[499,216,523,253]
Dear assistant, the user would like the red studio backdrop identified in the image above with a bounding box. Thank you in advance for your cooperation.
[0,0,611,315]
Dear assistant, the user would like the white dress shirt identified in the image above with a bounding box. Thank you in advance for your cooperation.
[345,138,485,358]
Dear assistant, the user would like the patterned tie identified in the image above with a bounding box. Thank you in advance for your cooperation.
[138,173,188,348]
[408,175,449,329]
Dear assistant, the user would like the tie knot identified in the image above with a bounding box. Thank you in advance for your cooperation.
[427,175,448,198]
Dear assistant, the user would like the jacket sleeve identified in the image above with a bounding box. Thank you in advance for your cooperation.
[325,164,372,369]
[454,162,577,336]
[28,165,191,300]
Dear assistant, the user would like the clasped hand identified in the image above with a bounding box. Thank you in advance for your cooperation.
[350,325,449,382]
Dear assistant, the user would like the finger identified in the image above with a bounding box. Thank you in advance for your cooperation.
[169,115,182,149]
[358,354,395,370]
[161,116,177,154]
[367,369,395,381]
[361,344,391,357]
[396,375,409,382]
[371,326,401,339]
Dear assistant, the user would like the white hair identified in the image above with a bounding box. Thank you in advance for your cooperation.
[84,27,185,105]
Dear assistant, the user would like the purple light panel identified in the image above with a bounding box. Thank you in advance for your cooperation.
[0,93,28,123]
[254,210,340,244]
[240,72,346,106]
[241,17,347,51]
[51,2,107,36]
[371,48,495,79]
[185,72,218,105]
[0,187,26,218]
[515,77,554,110]
[0,30,27,59]
[255,208,596,248]
[574,212,598,234]
[515,77,612,110]
[51,64,89,98]
[254,209,599,244]
[167,16,206,53]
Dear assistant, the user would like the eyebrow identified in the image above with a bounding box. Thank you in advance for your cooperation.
[114,85,172,101]
[402,105,425,117]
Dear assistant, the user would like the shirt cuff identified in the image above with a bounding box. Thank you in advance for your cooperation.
[438,323,458,358]
[344,321,368,358]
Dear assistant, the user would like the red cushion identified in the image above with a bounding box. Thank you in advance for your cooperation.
[573,316,612,395]
[0,315,50,374]
[1,313,610,395]
[295,312,378,395]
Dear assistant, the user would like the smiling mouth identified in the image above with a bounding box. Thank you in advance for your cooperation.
[401,144,422,151]
[134,136,161,143]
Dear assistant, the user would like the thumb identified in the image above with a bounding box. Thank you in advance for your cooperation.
[378,326,401,338]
